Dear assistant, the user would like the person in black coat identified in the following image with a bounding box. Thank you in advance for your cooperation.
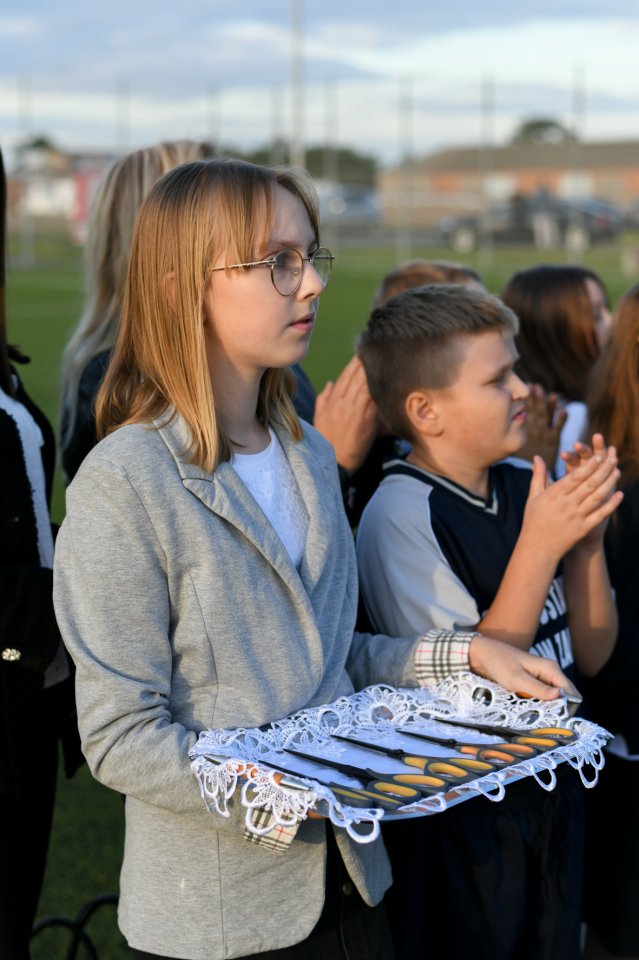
[582,281,639,958]
[0,146,81,960]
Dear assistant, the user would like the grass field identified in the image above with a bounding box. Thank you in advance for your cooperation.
[7,226,639,958]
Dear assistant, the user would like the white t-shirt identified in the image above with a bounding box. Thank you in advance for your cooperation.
[231,428,309,569]
[0,383,53,568]
[555,401,588,478]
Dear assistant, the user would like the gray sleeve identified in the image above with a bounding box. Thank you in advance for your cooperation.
[53,457,241,829]
[346,630,422,691]
[356,478,480,637]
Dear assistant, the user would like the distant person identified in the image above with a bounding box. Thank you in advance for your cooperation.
[531,185,559,249]
[0,145,81,960]
[356,283,619,960]
[59,139,215,483]
[501,264,612,476]
[509,190,528,232]
[581,282,639,960]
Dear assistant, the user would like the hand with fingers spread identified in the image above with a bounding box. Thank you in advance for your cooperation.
[517,383,568,472]
[313,355,380,474]
[563,434,622,551]
[521,447,623,562]
[543,433,622,675]
[475,449,621,663]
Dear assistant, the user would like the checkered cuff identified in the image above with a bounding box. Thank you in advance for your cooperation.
[243,808,301,851]
[415,629,477,685]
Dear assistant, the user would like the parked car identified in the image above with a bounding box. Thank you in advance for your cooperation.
[316,182,380,228]
[437,195,623,253]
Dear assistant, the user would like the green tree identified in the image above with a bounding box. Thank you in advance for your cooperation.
[511,118,575,145]
[227,142,377,186]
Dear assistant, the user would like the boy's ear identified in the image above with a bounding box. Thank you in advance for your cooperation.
[404,389,442,437]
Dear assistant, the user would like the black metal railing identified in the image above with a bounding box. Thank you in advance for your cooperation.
[31,893,119,960]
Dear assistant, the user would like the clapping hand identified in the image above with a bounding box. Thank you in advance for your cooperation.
[517,383,568,471]
[523,440,623,559]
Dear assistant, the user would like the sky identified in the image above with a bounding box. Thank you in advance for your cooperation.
[1,1,639,169]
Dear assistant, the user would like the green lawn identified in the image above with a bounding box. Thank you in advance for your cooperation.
[7,226,639,958]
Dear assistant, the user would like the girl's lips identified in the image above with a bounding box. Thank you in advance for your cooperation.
[513,409,527,422]
[290,314,314,329]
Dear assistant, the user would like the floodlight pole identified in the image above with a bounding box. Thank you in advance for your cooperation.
[478,73,495,271]
[396,75,413,264]
[290,0,305,168]
[116,78,130,154]
[17,73,35,268]
[323,80,339,248]
[207,84,220,150]
[569,65,586,262]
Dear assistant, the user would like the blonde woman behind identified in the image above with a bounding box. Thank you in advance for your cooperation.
[59,139,214,482]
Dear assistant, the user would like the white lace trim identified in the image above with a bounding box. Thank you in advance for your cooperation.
[190,675,611,845]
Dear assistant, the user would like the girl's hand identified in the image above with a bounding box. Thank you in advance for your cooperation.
[522,450,622,561]
[469,634,580,700]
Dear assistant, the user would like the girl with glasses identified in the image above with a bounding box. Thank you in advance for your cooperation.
[53,158,575,960]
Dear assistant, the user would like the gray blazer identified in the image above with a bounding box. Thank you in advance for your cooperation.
[53,413,422,959]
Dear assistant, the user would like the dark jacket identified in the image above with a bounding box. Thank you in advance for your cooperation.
[61,349,110,483]
[583,484,639,752]
[0,364,81,794]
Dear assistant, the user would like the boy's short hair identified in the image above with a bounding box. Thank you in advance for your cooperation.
[358,284,518,440]
[372,259,483,307]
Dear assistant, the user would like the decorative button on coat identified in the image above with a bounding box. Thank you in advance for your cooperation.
[1,648,22,662]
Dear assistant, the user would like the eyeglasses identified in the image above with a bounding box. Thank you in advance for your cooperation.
[209,247,334,297]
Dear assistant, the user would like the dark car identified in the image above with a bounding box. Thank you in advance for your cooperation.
[438,195,623,253]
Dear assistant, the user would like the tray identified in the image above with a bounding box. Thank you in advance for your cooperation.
[190,675,611,844]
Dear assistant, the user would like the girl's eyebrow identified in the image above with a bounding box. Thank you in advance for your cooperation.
[262,235,318,252]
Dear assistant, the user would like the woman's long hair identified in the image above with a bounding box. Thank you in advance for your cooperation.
[59,140,214,448]
[589,282,639,486]
[501,264,606,402]
[95,158,319,472]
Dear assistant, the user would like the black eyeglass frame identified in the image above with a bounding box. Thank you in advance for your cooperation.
[209,247,334,297]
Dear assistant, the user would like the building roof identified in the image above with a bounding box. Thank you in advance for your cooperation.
[406,140,639,173]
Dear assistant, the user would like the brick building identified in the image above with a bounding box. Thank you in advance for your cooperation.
[379,140,639,228]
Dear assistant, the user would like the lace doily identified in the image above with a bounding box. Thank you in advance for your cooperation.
[190,675,611,845]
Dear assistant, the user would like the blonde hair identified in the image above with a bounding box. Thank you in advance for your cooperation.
[60,139,214,448]
[96,158,319,471]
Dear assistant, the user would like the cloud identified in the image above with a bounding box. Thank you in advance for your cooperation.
[1,3,639,165]
[0,15,42,37]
